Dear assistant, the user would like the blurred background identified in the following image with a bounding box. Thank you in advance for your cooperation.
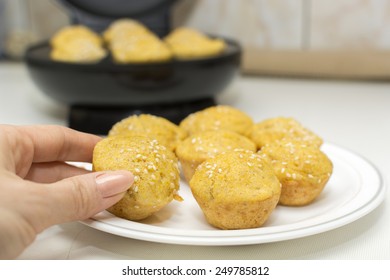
[2,0,390,79]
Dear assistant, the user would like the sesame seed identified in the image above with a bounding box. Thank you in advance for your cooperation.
[147,164,155,170]
[134,176,140,182]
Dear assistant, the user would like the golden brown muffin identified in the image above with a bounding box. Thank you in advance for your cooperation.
[103,18,151,44]
[190,150,281,229]
[110,32,172,63]
[176,130,256,182]
[179,105,254,137]
[93,135,181,221]
[50,25,107,63]
[103,18,172,63]
[51,25,103,48]
[258,139,333,206]
[165,27,226,59]
[108,114,187,151]
[250,117,323,149]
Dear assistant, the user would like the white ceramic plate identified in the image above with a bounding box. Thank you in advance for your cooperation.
[81,143,386,246]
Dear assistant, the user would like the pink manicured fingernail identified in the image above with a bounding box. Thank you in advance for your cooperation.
[95,171,134,197]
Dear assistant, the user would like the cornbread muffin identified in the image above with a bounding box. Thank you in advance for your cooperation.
[93,135,181,221]
[190,150,281,229]
[108,114,187,151]
[50,25,106,63]
[103,18,151,44]
[258,139,333,206]
[179,105,254,137]
[176,130,256,182]
[109,32,172,63]
[165,27,226,59]
[250,117,323,149]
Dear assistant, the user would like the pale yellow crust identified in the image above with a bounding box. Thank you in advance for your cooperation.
[51,25,103,48]
[103,18,151,44]
[50,25,106,63]
[176,130,256,182]
[93,135,181,221]
[190,150,281,229]
[250,117,323,149]
[258,139,333,206]
[165,27,226,59]
[109,33,173,63]
[108,114,187,151]
[179,105,254,137]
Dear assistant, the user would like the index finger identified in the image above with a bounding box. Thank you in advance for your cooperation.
[20,125,102,163]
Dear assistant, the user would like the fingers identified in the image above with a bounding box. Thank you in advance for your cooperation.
[20,125,102,163]
[24,162,91,183]
[36,170,134,231]
[0,125,101,177]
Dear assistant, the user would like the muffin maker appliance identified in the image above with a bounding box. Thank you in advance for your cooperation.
[25,0,241,134]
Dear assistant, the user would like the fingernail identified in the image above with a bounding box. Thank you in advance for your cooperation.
[95,171,134,198]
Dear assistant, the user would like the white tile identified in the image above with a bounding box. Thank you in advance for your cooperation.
[173,0,304,50]
[310,0,390,50]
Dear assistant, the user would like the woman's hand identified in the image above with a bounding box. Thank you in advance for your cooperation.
[0,125,133,259]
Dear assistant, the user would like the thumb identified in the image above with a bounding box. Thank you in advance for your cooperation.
[42,170,133,228]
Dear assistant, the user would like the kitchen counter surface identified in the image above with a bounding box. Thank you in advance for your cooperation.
[0,62,388,260]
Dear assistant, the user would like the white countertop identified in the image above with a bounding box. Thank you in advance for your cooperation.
[0,62,388,260]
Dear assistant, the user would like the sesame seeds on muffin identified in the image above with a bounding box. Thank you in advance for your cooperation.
[179,105,254,137]
[258,139,333,206]
[176,130,256,182]
[190,150,281,229]
[250,117,323,149]
[108,114,187,151]
[93,135,181,221]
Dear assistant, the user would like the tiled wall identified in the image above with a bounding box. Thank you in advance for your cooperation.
[173,0,305,50]
[172,0,390,78]
[10,0,390,51]
[173,0,390,51]
[4,0,390,77]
